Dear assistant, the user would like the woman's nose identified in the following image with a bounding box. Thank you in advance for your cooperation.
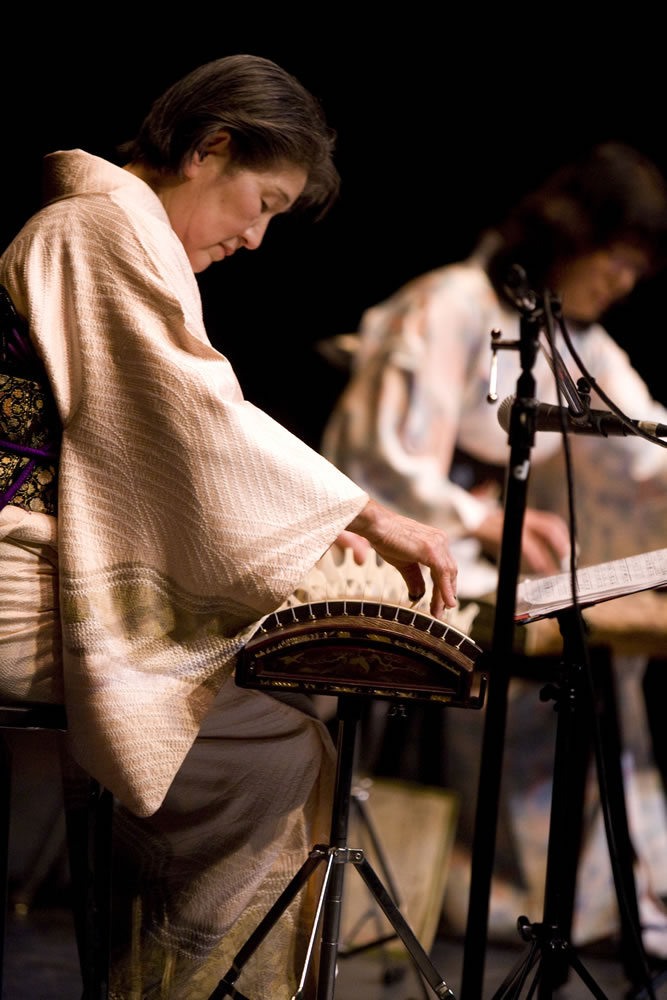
[606,247,648,299]
[610,262,639,298]
[241,217,270,250]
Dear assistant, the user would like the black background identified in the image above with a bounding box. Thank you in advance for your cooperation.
[3,23,667,447]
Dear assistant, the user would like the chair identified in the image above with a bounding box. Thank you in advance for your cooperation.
[0,702,113,1000]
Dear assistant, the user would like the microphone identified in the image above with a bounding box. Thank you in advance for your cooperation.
[497,395,667,438]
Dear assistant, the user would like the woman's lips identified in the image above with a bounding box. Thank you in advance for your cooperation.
[210,244,237,262]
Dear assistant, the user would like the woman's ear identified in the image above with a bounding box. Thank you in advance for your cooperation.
[184,131,232,177]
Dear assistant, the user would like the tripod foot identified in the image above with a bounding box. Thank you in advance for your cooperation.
[382,965,406,986]
[491,918,611,1000]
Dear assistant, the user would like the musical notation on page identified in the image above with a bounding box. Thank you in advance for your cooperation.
[515,548,667,623]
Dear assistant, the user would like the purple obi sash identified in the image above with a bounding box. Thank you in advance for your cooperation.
[0,286,60,514]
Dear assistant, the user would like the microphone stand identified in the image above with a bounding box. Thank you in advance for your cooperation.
[460,288,658,999]
[460,288,543,1000]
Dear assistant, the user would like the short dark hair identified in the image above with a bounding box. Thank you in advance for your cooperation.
[121,54,340,216]
[488,142,667,298]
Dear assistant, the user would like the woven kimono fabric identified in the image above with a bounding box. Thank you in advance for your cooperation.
[0,150,367,816]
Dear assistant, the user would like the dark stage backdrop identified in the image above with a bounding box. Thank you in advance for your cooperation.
[3,29,667,448]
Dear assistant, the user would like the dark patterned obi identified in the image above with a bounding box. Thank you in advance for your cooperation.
[0,286,60,515]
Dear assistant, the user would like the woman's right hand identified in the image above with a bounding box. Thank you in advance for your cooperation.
[345,499,458,617]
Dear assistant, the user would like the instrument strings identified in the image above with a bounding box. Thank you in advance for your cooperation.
[278,546,480,639]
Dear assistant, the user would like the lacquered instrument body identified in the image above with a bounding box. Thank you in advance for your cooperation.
[236,600,486,708]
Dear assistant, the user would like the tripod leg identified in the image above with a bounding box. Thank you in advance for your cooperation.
[565,945,611,1000]
[315,699,364,1000]
[207,848,327,999]
[316,852,347,1000]
[354,856,456,999]
[352,792,402,906]
[592,655,647,986]
[489,937,540,1000]
[488,923,611,1000]
[293,851,336,1000]
[558,622,655,997]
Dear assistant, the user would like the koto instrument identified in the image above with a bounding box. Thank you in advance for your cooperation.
[236,598,486,708]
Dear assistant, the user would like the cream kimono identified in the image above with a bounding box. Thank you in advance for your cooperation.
[0,150,367,997]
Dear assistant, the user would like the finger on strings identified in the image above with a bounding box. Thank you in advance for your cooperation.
[397,563,426,605]
[430,565,457,615]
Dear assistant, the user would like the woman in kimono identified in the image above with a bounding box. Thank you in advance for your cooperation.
[0,55,457,998]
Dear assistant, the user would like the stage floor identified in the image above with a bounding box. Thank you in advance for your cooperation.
[2,903,659,999]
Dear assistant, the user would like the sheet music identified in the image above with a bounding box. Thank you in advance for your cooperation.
[515,547,667,622]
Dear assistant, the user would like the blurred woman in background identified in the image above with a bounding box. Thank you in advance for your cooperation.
[324,142,667,949]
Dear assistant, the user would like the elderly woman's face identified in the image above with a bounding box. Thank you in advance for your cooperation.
[554,244,649,324]
[159,135,307,272]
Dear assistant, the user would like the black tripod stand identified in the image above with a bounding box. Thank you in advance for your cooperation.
[208,696,457,1000]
